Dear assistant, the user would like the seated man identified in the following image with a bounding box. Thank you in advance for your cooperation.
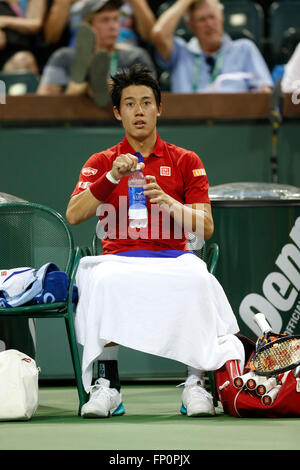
[151,0,273,93]
[37,0,157,107]
[66,64,245,418]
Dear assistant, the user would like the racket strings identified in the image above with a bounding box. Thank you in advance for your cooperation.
[253,338,300,373]
[259,334,286,346]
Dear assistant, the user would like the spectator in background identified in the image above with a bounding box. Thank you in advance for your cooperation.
[148,0,166,15]
[37,0,156,107]
[151,0,273,93]
[116,0,156,46]
[1,49,38,74]
[0,0,46,72]
[34,0,77,71]
[282,42,300,95]
[69,0,156,47]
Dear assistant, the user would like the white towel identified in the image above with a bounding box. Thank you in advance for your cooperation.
[75,253,245,391]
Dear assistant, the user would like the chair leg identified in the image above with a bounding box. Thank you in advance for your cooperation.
[207,371,219,407]
[64,315,88,415]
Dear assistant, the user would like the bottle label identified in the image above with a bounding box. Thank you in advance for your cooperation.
[128,186,146,208]
[128,208,147,219]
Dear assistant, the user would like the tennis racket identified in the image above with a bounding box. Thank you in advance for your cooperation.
[246,374,268,391]
[260,371,289,405]
[233,371,254,389]
[256,376,277,396]
[250,313,300,377]
[261,384,281,405]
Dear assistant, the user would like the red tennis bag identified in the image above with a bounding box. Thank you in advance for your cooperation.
[214,334,300,417]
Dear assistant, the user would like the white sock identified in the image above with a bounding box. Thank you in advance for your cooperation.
[97,345,119,361]
[186,367,205,386]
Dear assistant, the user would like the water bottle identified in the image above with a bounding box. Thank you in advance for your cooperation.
[128,153,148,228]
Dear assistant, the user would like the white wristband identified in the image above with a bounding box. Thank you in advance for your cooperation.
[106,171,120,184]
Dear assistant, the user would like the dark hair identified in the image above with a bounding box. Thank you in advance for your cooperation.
[110,64,161,112]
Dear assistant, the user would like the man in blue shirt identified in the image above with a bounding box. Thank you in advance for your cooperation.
[151,0,273,93]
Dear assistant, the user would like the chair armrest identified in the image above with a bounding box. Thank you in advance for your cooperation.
[80,246,92,257]
[67,246,82,308]
[206,243,219,275]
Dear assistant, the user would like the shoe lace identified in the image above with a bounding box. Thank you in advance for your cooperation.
[88,379,117,400]
[176,380,213,400]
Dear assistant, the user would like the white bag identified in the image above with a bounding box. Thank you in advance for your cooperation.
[0,349,40,421]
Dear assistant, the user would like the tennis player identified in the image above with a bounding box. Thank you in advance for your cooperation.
[66,64,245,418]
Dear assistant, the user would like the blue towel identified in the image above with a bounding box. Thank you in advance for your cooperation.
[0,263,78,308]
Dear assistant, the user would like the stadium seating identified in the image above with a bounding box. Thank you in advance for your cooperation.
[0,72,39,95]
[222,0,265,50]
[269,1,300,66]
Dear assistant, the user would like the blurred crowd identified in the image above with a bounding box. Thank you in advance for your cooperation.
[0,0,299,101]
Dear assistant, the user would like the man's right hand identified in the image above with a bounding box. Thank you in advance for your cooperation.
[66,154,146,226]
[151,0,196,61]
[110,153,145,181]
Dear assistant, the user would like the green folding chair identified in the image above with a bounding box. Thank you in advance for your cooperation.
[269,1,300,66]
[88,223,219,404]
[0,72,39,94]
[0,202,87,414]
[222,0,265,50]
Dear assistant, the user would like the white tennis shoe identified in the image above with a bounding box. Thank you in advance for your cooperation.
[179,375,216,417]
[81,378,125,418]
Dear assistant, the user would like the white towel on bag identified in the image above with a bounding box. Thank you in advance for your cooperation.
[75,253,245,391]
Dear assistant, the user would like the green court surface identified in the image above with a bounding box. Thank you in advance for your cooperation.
[0,384,299,451]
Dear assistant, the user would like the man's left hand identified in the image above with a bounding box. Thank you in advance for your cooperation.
[143,175,172,206]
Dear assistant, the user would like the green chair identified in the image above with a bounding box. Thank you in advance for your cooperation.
[269,1,300,66]
[0,72,39,95]
[89,224,219,404]
[181,233,220,405]
[0,202,87,414]
[222,0,265,50]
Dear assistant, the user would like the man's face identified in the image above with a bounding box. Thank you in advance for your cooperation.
[91,8,120,49]
[113,85,162,141]
[188,1,224,51]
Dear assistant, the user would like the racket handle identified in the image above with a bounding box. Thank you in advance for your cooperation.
[233,371,254,389]
[293,366,300,378]
[261,385,281,405]
[254,313,272,334]
[256,377,277,396]
[246,374,267,390]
